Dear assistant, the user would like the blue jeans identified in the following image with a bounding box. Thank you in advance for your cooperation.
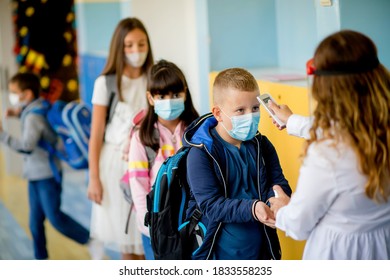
[142,235,155,260]
[28,177,89,259]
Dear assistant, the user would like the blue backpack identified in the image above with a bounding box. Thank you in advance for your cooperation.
[46,100,91,168]
[29,99,91,182]
[144,146,205,260]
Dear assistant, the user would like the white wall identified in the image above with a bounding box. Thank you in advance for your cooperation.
[131,0,204,113]
[0,0,22,176]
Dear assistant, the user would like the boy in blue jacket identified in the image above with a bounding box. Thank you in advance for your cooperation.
[184,68,291,260]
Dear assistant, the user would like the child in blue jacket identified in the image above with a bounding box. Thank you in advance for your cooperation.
[184,68,291,260]
[0,72,91,259]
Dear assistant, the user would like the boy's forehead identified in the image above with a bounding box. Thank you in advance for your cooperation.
[223,87,259,100]
[8,81,22,92]
[218,87,259,105]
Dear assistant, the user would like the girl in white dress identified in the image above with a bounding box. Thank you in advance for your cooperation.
[269,30,390,260]
[87,18,154,260]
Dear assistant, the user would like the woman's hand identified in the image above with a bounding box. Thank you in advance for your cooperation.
[268,185,290,216]
[267,101,293,130]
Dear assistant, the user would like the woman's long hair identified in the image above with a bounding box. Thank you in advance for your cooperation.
[101,17,154,100]
[307,30,390,202]
[140,60,199,151]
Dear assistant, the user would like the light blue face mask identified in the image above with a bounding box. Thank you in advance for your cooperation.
[153,98,185,121]
[220,109,260,141]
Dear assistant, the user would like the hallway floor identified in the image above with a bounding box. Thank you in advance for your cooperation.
[0,149,120,260]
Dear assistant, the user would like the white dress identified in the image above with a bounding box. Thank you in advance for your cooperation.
[90,74,147,254]
[275,137,390,259]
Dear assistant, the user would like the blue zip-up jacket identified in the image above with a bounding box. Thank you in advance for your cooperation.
[183,113,291,260]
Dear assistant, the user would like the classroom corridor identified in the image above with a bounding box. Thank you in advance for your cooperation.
[0,150,119,260]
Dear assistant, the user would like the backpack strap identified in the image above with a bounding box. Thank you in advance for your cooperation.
[124,144,157,234]
[20,99,51,123]
[37,140,62,183]
[23,100,62,183]
[124,126,159,234]
[145,146,157,169]
[145,127,160,168]
[179,208,202,254]
[105,74,119,126]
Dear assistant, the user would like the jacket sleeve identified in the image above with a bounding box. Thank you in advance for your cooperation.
[0,114,44,154]
[128,131,151,237]
[275,142,339,240]
[261,136,292,202]
[286,115,313,139]
[187,147,257,224]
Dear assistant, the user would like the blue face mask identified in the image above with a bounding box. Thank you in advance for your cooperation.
[220,109,260,141]
[154,98,185,121]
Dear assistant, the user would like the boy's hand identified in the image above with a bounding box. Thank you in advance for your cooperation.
[269,185,290,216]
[254,201,276,228]
[267,101,293,130]
[5,107,22,118]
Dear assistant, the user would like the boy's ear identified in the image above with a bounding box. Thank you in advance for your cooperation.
[212,105,223,122]
[22,89,35,101]
[146,91,154,106]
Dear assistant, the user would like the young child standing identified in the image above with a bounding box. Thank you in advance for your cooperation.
[128,60,199,260]
[183,68,292,260]
[88,18,154,260]
[0,72,90,260]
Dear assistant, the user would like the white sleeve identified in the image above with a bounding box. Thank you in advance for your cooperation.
[91,75,109,106]
[275,143,338,240]
[286,115,313,139]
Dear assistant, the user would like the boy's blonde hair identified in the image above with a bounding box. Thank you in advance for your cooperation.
[213,68,259,105]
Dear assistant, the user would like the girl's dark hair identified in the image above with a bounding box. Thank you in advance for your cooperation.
[140,60,199,151]
[10,72,41,99]
[102,17,154,101]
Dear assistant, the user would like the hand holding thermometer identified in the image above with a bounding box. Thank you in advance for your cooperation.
[257,94,286,128]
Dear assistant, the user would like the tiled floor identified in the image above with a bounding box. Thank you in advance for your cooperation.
[0,150,120,260]
[0,201,34,259]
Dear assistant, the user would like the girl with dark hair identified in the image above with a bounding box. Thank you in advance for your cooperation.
[128,59,199,259]
[87,17,154,260]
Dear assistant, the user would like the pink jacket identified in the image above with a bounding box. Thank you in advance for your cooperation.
[128,121,185,236]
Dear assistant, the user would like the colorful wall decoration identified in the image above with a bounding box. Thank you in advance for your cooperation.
[12,0,79,102]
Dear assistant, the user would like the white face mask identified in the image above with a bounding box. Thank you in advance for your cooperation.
[126,52,147,68]
[9,92,26,108]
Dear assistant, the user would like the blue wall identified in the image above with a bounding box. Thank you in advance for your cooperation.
[339,0,390,69]
[207,0,278,71]
[75,0,390,106]
[75,2,124,105]
[78,54,106,107]
[207,0,390,72]
[276,0,318,71]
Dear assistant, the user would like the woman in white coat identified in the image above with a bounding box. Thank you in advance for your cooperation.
[268,30,390,260]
